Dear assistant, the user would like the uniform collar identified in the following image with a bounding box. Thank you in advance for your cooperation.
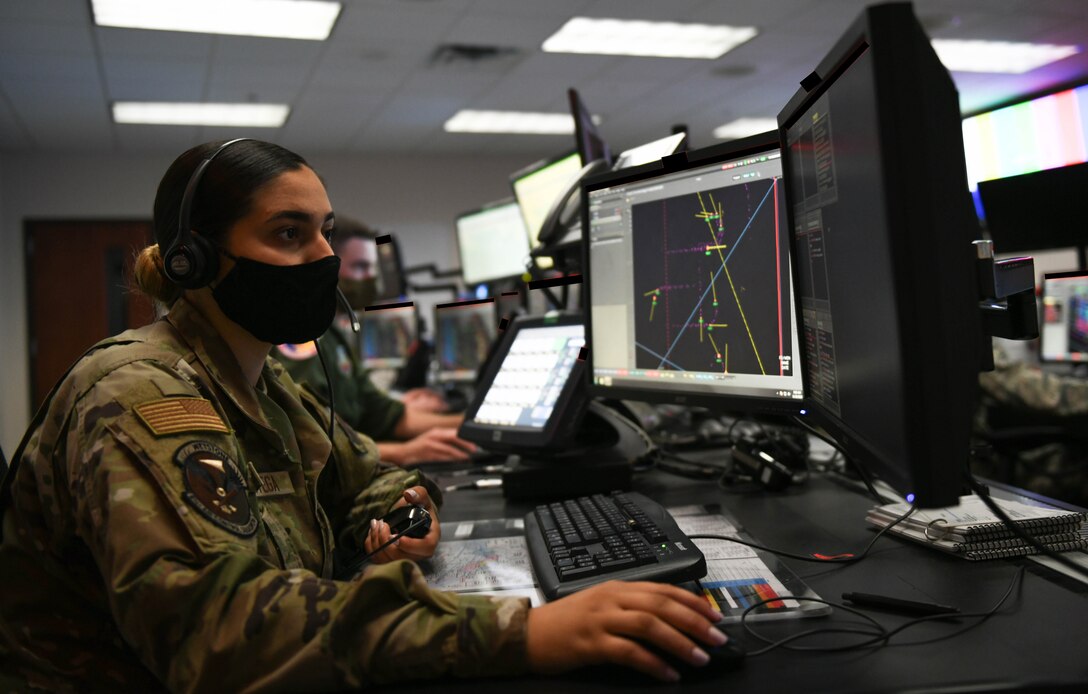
[166,298,274,431]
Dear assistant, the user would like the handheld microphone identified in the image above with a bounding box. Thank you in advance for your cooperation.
[335,287,361,333]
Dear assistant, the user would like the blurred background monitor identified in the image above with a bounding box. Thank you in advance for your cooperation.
[584,131,804,415]
[510,151,582,266]
[778,3,981,507]
[434,299,498,383]
[977,162,1088,268]
[361,302,417,369]
[374,235,407,300]
[1040,271,1088,363]
[455,199,532,286]
[570,87,612,166]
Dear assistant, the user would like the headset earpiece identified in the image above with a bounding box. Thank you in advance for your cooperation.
[162,137,250,290]
[163,231,219,289]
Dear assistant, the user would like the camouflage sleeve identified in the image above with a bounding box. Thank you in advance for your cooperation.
[979,347,1088,416]
[351,370,406,442]
[72,361,528,692]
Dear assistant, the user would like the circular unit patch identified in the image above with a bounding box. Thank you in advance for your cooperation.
[173,441,257,537]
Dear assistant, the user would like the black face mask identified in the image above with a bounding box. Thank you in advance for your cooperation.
[212,252,341,345]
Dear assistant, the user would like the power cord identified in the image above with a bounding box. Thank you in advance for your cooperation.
[688,502,916,564]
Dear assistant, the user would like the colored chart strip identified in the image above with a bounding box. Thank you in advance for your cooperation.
[703,578,788,611]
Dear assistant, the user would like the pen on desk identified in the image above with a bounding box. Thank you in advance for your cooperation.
[842,591,960,616]
[444,478,503,492]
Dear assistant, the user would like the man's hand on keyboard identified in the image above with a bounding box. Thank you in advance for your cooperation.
[384,428,478,464]
[525,581,726,682]
[364,487,441,563]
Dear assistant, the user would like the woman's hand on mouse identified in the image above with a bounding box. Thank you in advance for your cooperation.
[364,486,440,563]
[525,580,728,682]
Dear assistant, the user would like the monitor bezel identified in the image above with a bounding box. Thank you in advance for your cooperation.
[454,197,531,286]
[581,130,806,417]
[458,312,587,451]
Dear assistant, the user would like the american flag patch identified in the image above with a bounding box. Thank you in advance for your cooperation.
[135,398,230,436]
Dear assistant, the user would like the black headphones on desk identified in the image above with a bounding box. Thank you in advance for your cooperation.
[728,428,810,492]
[162,138,252,289]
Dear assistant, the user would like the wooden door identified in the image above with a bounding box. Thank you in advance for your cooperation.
[26,220,156,411]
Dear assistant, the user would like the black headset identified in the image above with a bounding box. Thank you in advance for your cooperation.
[162,138,252,289]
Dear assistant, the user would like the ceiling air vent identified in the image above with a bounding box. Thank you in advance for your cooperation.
[428,43,521,69]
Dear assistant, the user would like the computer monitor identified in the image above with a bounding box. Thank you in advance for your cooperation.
[778,2,982,507]
[1040,271,1088,363]
[375,235,407,300]
[570,88,611,166]
[360,302,417,369]
[458,313,587,451]
[584,131,805,415]
[455,199,532,286]
[977,162,1088,267]
[434,299,499,383]
[510,151,583,263]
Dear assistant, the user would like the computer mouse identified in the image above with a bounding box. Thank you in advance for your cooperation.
[381,504,432,539]
[643,634,746,680]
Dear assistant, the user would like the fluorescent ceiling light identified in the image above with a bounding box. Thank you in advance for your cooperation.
[91,0,342,41]
[444,110,575,135]
[543,17,757,59]
[112,102,290,127]
[931,39,1080,74]
[713,117,778,140]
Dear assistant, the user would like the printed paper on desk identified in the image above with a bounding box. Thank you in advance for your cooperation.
[674,514,755,560]
[422,536,536,593]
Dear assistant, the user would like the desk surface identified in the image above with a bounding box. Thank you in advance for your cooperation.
[393,465,1088,693]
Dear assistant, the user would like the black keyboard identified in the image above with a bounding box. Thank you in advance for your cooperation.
[525,491,707,600]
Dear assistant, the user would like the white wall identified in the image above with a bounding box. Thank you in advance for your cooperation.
[0,150,533,454]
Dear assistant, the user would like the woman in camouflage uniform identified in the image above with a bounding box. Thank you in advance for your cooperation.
[0,139,726,692]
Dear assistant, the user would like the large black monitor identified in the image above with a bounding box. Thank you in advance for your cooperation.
[584,131,805,415]
[1040,271,1088,363]
[778,2,981,507]
[569,87,612,167]
[360,302,417,369]
[434,298,499,383]
[455,198,532,286]
[458,313,587,451]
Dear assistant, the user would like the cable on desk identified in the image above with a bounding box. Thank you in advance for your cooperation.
[791,416,885,504]
[735,567,1024,656]
[688,502,917,564]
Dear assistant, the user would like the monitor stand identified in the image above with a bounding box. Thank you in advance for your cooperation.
[500,402,651,500]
